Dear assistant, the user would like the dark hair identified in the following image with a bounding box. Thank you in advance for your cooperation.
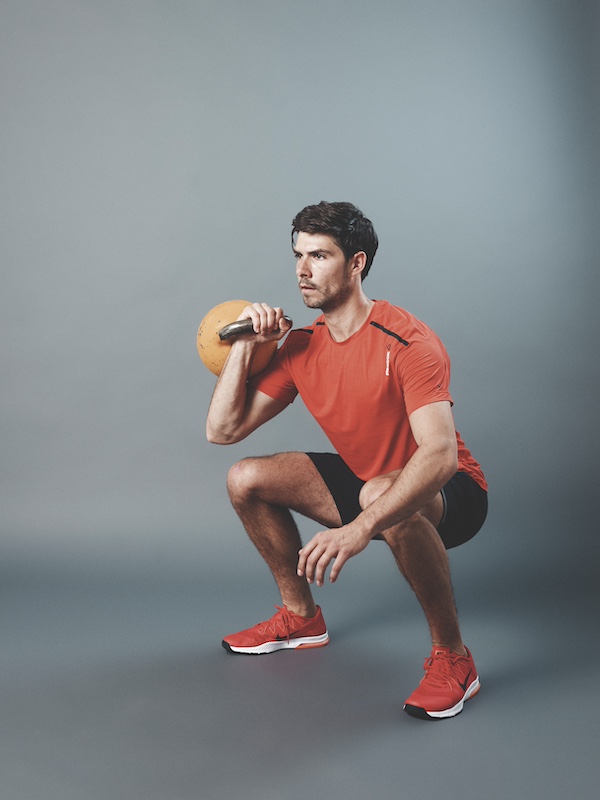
[291,201,378,280]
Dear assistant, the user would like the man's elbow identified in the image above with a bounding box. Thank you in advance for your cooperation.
[442,442,459,480]
[205,423,241,445]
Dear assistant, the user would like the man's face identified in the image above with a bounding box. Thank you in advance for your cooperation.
[293,232,354,312]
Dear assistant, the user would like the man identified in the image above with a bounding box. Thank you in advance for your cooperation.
[206,201,488,720]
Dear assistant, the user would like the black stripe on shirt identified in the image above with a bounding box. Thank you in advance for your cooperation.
[369,321,410,346]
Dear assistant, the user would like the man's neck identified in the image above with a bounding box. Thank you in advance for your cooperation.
[323,292,375,342]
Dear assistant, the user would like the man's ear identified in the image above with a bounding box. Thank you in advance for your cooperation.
[350,251,367,278]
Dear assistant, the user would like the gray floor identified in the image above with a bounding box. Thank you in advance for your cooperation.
[2,523,599,800]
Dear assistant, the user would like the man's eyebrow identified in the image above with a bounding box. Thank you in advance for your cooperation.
[293,247,333,256]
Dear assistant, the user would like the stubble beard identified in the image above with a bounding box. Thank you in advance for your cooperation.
[301,280,353,314]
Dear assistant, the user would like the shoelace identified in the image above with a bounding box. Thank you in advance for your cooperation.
[256,606,296,641]
[422,650,468,689]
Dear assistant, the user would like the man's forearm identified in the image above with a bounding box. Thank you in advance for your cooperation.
[359,442,458,539]
[205,341,256,444]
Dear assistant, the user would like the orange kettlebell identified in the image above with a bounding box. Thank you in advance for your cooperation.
[197,300,289,377]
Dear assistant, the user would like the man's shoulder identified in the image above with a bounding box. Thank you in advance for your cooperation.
[371,300,426,337]
[370,301,446,357]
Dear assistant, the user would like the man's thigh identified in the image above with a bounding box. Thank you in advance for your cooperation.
[237,452,344,529]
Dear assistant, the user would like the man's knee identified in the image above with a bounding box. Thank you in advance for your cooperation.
[227,453,295,501]
[358,471,400,510]
[227,456,269,501]
[359,469,444,532]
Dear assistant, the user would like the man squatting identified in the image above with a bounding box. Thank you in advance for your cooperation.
[206,201,488,720]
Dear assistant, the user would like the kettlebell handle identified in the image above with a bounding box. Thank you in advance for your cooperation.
[218,316,293,341]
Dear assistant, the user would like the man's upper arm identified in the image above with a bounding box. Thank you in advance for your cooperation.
[239,386,290,439]
[408,401,458,457]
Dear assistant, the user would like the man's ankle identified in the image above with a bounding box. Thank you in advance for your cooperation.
[432,641,467,657]
[284,602,318,619]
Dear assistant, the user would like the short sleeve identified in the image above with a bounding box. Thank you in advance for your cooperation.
[396,338,453,417]
[249,339,299,405]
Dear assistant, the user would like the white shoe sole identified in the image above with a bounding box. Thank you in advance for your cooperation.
[222,632,329,655]
[404,676,481,720]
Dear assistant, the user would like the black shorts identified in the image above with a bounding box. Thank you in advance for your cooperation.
[306,452,487,550]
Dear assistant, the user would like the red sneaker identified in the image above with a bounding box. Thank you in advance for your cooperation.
[222,605,329,655]
[404,645,481,719]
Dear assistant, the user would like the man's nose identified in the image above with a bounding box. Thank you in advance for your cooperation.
[296,257,310,278]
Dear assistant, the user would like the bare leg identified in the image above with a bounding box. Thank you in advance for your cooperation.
[382,516,465,653]
[227,452,342,617]
[360,475,466,654]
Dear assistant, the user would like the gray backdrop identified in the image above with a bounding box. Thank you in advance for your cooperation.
[1,2,599,799]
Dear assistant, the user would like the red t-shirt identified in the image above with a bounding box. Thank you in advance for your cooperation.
[251,300,487,490]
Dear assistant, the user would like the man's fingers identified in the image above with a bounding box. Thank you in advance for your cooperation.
[297,549,307,576]
[303,544,328,584]
[296,539,316,576]
[312,548,349,586]
[251,303,280,335]
[240,303,289,339]
[298,529,358,585]
[298,541,347,586]
[329,551,348,583]
[314,553,329,587]
[298,536,325,581]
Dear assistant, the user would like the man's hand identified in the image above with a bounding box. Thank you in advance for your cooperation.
[238,302,291,342]
[297,522,372,586]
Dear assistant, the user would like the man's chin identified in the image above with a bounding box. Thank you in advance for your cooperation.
[301,295,322,309]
